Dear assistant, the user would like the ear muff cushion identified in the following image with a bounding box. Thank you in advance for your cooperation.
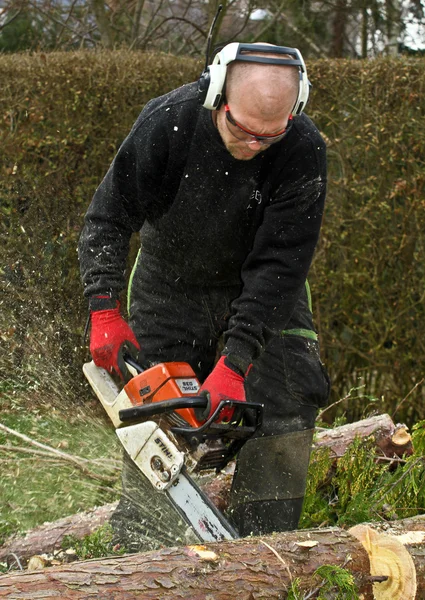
[197,68,210,104]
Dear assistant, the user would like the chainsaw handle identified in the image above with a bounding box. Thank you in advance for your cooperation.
[119,396,208,422]
[123,355,149,374]
[172,400,264,436]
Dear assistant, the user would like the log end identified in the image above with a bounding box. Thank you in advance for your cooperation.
[349,524,417,599]
[392,425,412,448]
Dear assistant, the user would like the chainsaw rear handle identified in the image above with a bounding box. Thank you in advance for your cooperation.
[119,396,208,421]
[124,355,147,374]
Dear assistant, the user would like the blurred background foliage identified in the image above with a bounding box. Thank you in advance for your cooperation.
[0,0,424,58]
[307,57,425,423]
[0,51,424,427]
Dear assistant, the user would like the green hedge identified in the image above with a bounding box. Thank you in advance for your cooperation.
[1,51,424,421]
[307,58,425,421]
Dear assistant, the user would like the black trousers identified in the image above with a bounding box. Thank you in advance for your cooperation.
[111,251,330,547]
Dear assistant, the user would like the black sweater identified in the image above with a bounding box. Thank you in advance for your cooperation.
[78,82,327,372]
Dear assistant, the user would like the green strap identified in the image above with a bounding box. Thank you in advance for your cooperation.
[127,248,141,314]
[305,279,313,313]
[281,281,317,340]
[282,328,318,341]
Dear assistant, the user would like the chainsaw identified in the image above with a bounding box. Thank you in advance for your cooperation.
[83,357,263,543]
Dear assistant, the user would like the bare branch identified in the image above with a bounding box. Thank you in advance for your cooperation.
[131,0,146,43]
[0,422,118,484]
[0,7,24,32]
[28,0,97,44]
[54,0,80,47]
[252,4,325,56]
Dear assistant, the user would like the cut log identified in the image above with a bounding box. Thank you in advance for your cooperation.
[349,515,425,599]
[1,516,425,599]
[0,525,375,599]
[0,414,413,567]
[314,413,413,460]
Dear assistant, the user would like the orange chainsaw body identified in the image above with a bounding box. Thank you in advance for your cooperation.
[123,362,201,428]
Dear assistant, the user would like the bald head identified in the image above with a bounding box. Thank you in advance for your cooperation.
[226,47,300,118]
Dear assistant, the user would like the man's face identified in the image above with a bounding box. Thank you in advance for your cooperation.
[215,101,291,161]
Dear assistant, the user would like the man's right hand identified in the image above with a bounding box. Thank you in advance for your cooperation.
[89,300,140,382]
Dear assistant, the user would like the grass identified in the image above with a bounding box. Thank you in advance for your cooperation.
[0,385,122,545]
[287,565,358,599]
[61,523,126,560]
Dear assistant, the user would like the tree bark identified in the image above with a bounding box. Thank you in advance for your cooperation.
[384,0,402,56]
[0,525,375,599]
[331,0,348,58]
[89,0,114,48]
[2,516,425,599]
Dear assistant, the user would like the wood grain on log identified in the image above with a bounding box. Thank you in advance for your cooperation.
[0,527,374,599]
[350,515,425,599]
[350,524,416,599]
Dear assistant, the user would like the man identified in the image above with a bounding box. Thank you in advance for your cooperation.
[78,42,330,550]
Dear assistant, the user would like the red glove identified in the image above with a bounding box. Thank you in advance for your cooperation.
[90,300,140,382]
[199,356,250,423]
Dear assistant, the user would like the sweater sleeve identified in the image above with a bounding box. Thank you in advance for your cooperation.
[223,130,327,371]
[78,103,169,301]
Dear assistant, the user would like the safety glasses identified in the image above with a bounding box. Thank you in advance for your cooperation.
[224,104,292,145]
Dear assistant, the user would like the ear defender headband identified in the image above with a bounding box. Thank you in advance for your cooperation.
[198,42,310,116]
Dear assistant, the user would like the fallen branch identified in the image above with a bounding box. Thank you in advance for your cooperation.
[0,503,118,567]
[313,413,413,460]
[0,422,118,484]
[0,444,70,459]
